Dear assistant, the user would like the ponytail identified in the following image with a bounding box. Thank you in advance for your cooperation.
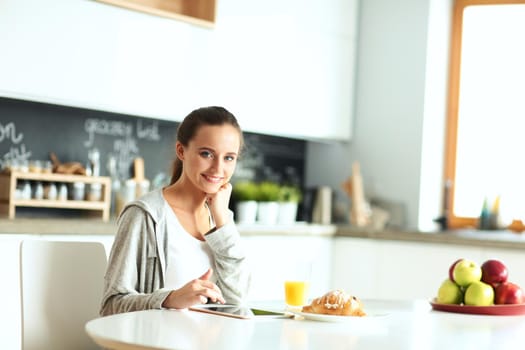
[170,158,183,185]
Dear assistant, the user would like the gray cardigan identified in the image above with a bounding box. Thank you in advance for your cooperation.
[100,189,251,316]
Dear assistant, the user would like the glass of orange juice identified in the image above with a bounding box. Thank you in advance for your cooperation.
[284,262,311,309]
[284,280,310,307]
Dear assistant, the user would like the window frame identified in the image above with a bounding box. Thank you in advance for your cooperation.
[444,0,525,229]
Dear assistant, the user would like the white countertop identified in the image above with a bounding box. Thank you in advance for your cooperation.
[3,217,525,250]
[85,300,525,350]
[236,222,337,236]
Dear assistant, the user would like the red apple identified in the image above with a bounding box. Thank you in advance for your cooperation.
[481,259,508,287]
[448,259,463,282]
[495,282,525,304]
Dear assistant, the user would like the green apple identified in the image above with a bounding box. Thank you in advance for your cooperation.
[453,259,482,287]
[437,279,463,304]
[464,281,495,306]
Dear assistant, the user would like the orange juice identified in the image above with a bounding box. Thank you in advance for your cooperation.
[284,280,310,306]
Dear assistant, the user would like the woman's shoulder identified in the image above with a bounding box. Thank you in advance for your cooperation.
[119,188,167,223]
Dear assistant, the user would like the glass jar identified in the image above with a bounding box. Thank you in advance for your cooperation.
[21,181,31,200]
[57,183,68,201]
[70,182,85,201]
[44,183,58,200]
[42,160,53,174]
[18,159,29,173]
[87,183,102,202]
[33,181,44,200]
[29,160,42,173]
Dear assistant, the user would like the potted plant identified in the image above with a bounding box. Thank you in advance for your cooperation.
[255,181,281,224]
[232,181,259,224]
[278,185,302,224]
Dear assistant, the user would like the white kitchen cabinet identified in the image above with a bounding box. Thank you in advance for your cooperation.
[213,0,358,141]
[331,237,379,298]
[375,240,482,300]
[95,0,217,28]
[0,0,357,141]
[241,235,333,302]
[332,237,484,300]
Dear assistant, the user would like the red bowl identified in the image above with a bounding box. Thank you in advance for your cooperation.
[430,299,525,316]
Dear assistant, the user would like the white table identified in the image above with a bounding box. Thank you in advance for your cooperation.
[85,300,525,350]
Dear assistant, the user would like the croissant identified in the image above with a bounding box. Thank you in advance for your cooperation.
[302,290,366,316]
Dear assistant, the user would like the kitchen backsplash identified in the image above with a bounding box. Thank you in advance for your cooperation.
[0,97,305,190]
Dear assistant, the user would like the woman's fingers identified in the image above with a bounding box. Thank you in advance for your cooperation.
[163,272,226,309]
[199,279,221,293]
[196,283,225,304]
[195,269,224,302]
[195,269,223,295]
[188,276,225,304]
[199,268,213,281]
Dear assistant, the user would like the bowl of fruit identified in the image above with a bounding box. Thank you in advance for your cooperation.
[431,258,525,315]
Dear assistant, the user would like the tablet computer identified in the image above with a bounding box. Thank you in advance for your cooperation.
[189,304,289,320]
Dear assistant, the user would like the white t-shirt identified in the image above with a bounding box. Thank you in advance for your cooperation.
[164,201,214,290]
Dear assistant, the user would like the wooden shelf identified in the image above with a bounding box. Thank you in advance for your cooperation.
[0,172,111,221]
[12,172,110,184]
[12,199,107,210]
[95,0,216,28]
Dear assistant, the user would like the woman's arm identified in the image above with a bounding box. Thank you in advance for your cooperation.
[100,205,169,316]
[205,219,251,305]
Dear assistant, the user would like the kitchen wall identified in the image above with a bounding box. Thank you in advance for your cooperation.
[0,0,454,230]
[0,97,306,198]
[0,0,357,142]
[0,97,305,186]
[0,0,357,224]
[306,0,452,231]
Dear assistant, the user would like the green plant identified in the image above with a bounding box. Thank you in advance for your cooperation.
[279,185,302,203]
[232,181,259,201]
[256,181,281,202]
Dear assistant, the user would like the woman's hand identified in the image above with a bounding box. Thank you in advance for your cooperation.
[206,182,232,228]
[162,268,225,309]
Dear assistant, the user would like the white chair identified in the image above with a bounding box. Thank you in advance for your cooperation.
[19,240,107,350]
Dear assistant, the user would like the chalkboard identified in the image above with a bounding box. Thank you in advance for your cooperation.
[0,97,306,190]
[0,97,178,185]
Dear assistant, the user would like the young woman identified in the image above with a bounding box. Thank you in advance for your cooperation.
[100,106,251,316]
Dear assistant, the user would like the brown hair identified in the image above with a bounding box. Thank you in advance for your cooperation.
[169,106,244,184]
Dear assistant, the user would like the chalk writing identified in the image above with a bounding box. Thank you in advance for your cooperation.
[0,122,32,169]
[84,118,134,148]
[0,122,24,144]
[137,120,160,141]
[114,138,140,179]
[83,118,138,178]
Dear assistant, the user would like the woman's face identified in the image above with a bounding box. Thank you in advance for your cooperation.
[177,124,240,194]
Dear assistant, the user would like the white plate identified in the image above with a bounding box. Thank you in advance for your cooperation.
[294,311,386,323]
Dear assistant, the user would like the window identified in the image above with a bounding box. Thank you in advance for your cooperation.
[445,0,525,230]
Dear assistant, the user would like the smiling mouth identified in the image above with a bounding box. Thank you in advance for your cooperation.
[202,174,223,183]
